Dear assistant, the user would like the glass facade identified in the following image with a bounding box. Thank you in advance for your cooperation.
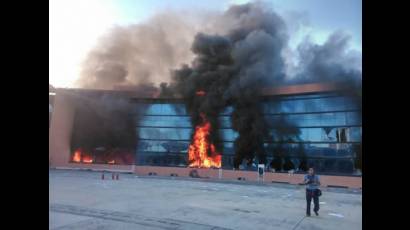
[135,92,362,175]
[135,102,191,167]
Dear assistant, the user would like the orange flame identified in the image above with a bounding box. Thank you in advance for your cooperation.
[82,155,93,163]
[188,113,221,168]
[196,90,206,96]
[73,149,81,162]
[108,160,115,164]
[72,148,93,163]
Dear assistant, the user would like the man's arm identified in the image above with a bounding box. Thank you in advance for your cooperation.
[316,176,321,186]
[302,175,309,184]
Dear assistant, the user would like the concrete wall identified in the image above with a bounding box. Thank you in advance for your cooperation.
[261,82,345,96]
[52,164,361,188]
[49,91,76,167]
[133,166,362,189]
[56,163,135,172]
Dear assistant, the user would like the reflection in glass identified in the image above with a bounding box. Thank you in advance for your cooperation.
[134,92,361,174]
[138,116,191,128]
[137,140,189,153]
[138,127,191,140]
[142,104,187,115]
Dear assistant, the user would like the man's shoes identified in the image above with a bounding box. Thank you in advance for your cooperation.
[306,213,311,217]
[314,211,319,216]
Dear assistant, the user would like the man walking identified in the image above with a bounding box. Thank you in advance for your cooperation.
[303,167,321,216]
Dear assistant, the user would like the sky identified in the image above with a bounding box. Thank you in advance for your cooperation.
[49,0,362,88]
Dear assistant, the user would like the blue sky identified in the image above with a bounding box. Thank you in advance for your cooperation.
[50,0,361,88]
[112,0,361,49]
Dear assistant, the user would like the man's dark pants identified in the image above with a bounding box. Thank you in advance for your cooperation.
[306,189,319,215]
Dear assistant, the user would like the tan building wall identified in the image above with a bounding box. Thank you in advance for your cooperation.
[133,166,362,189]
[49,90,76,167]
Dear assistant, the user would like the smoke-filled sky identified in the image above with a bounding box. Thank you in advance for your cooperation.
[49,0,361,89]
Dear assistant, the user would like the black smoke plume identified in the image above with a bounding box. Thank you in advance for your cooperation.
[70,92,137,154]
[75,11,212,90]
[291,31,361,86]
[163,2,289,168]
[169,33,235,157]
[165,2,361,169]
[293,31,362,116]
[75,1,361,169]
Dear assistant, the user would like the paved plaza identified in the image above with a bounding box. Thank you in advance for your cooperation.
[49,169,361,230]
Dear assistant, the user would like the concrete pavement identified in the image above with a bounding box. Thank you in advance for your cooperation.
[49,169,362,230]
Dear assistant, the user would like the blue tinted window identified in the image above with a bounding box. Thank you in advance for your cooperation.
[319,113,346,126]
[261,101,279,114]
[319,98,341,112]
[133,93,361,173]
[344,97,361,110]
[307,128,323,141]
[279,100,306,113]
[221,106,234,115]
[263,96,349,114]
[265,112,360,127]
[251,94,359,115]
[161,104,178,115]
[170,104,187,115]
[219,129,239,141]
[138,127,191,140]
[349,127,362,142]
[137,140,189,153]
[293,114,320,126]
[143,104,187,115]
[222,142,235,155]
[138,116,191,127]
[280,93,337,100]
[219,116,231,128]
[144,104,163,115]
[346,112,362,125]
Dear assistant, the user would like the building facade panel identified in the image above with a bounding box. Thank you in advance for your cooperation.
[51,85,361,176]
[134,91,361,175]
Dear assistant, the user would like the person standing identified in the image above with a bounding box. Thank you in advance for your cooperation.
[303,167,321,216]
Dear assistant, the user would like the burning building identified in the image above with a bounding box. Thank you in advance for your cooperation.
[49,82,361,177]
[49,2,361,187]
